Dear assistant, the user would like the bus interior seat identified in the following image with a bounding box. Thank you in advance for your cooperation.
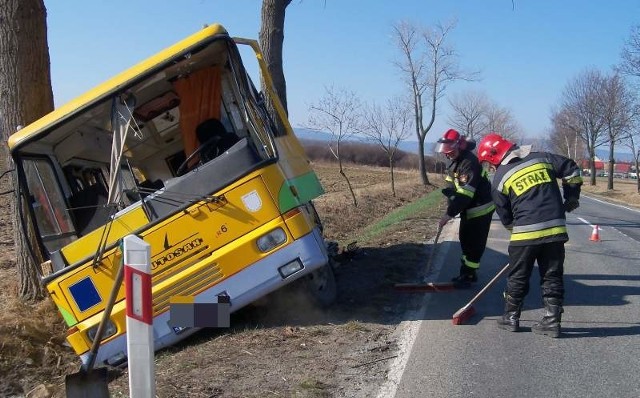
[68,184,110,235]
[195,118,239,163]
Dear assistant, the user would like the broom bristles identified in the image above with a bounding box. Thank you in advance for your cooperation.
[452,305,476,325]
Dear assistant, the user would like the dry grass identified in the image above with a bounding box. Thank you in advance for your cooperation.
[312,162,437,243]
[580,177,640,207]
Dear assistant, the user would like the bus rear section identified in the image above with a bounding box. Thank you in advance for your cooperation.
[7,24,329,367]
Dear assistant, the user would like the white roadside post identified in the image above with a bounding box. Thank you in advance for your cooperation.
[123,235,155,398]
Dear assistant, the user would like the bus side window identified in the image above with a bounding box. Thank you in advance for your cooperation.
[23,158,76,252]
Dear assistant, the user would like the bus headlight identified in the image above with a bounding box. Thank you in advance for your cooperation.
[86,319,117,342]
[256,228,287,252]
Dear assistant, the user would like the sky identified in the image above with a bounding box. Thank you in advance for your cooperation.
[45,1,640,141]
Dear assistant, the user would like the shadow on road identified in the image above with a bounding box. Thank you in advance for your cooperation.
[559,325,640,338]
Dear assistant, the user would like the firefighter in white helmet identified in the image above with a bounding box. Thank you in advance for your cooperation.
[477,133,582,337]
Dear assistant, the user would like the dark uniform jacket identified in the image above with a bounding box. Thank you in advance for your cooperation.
[444,149,495,219]
[491,151,582,246]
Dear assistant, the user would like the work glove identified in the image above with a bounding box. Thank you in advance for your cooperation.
[441,187,455,197]
[563,198,579,213]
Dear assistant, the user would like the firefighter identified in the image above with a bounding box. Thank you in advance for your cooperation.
[436,129,495,288]
[477,133,582,337]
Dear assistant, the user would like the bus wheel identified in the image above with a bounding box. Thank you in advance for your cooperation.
[304,263,337,308]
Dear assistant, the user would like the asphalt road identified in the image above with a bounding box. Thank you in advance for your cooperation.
[386,194,640,398]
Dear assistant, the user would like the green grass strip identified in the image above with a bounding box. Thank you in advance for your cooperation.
[358,188,443,242]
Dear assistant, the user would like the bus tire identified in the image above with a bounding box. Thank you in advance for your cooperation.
[303,263,337,308]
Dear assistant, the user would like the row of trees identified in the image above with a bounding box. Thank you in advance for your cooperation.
[308,18,640,196]
[302,139,432,170]
[550,25,640,191]
[447,90,522,142]
[306,19,527,203]
[307,86,412,203]
[305,20,473,204]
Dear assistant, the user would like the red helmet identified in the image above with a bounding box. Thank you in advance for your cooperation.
[477,133,515,166]
[436,129,462,154]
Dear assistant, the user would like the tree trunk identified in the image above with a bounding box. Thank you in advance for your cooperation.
[418,139,429,185]
[636,157,640,193]
[259,0,292,135]
[589,151,597,186]
[339,165,358,207]
[607,142,614,191]
[0,0,53,301]
[389,157,396,197]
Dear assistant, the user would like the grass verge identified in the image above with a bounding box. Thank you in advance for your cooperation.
[357,189,443,242]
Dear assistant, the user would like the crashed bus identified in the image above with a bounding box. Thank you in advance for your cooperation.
[7,24,333,367]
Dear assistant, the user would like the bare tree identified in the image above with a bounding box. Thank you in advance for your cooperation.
[360,97,412,196]
[485,101,522,141]
[446,90,490,141]
[556,69,608,185]
[618,24,640,192]
[618,24,640,79]
[259,0,292,133]
[0,0,52,301]
[599,73,637,189]
[624,132,640,192]
[447,89,522,144]
[308,86,360,206]
[549,107,586,160]
[392,20,477,186]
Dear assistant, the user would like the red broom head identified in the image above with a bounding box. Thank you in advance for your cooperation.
[452,305,476,325]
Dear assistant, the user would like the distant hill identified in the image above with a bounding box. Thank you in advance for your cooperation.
[294,128,637,162]
[294,128,436,155]
[294,128,332,142]
[594,148,636,163]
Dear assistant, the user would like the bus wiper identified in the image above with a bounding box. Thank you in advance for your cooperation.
[125,187,226,208]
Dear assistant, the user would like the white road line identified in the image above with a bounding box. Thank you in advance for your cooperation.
[375,220,458,398]
[582,193,640,213]
[576,202,639,242]
[576,217,593,227]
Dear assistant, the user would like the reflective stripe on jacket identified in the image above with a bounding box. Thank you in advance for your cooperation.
[491,151,583,246]
[444,150,494,219]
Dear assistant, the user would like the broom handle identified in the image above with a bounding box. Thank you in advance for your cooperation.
[425,224,443,275]
[463,262,511,308]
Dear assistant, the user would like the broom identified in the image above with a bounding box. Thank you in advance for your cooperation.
[451,262,511,325]
[394,224,456,292]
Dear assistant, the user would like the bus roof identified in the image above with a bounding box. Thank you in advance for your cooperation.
[8,23,229,153]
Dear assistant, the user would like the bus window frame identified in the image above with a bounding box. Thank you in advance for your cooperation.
[21,156,77,253]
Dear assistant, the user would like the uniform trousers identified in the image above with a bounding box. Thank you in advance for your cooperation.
[506,241,565,303]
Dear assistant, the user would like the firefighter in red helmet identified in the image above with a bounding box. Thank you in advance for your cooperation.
[477,133,582,337]
[436,129,495,288]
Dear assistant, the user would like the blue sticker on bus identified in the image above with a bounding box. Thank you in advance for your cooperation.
[172,325,189,335]
[69,277,102,312]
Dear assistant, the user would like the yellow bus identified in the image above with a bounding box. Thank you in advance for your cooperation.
[7,24,333,368]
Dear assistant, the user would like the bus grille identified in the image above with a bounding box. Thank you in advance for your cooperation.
[152,262,224,314]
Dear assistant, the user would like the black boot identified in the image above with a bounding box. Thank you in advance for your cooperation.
[451,264,477,289]
[532,297,563,338]
[497,294,521,332]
